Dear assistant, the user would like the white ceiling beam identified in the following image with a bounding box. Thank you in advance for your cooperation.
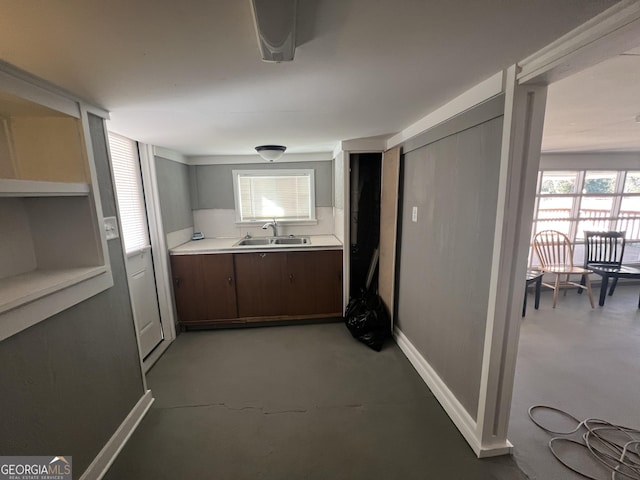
[518,0,640,84]
[386,72,504,150]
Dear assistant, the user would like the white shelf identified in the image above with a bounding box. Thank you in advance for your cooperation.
[0,79,114,342]
[0,266,107,315]
[0,178,90,197]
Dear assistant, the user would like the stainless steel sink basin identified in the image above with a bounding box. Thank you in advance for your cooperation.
[233,236,311,247]
[234,238,272,246]
[272,237,309,245]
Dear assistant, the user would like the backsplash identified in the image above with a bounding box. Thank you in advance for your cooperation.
[166,226,194,249]
[193,207,335,238]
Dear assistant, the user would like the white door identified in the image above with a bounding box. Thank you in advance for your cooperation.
[108,132,163,358]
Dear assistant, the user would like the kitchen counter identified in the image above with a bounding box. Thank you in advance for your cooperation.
[170,234,343,255]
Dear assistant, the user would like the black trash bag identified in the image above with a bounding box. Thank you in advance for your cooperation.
[344,291,391,351]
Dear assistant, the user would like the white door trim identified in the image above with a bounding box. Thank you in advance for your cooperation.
[103,123,149,391]
[138,143,177,371]
[482,0,640,456]
[341,151,351,311]
[477,66,547,451]
[518,0,640,84]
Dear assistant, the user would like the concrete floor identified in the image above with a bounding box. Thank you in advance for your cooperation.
[105,322,527,480]
[510,284,640,479]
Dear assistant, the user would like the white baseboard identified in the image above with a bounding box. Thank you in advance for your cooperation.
[79,390,154,480]
[393,327,512,458]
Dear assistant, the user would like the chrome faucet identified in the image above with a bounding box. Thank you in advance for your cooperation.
[261,218,278,237]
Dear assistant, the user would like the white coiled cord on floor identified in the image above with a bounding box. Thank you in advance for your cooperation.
[528,405,640,480]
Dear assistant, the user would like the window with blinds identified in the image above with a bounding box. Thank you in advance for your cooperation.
[233,169,316,222]
[108,132,149,253]
[530,168,640,264]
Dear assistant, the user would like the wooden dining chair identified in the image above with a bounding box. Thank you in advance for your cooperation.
[582,230,625,295]
[532,230,595,308]
[581,230,640,307]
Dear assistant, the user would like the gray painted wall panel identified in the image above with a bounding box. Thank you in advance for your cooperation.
[189,164,199,211]
[155,156,193,234]
[395,116,503,419]
[334,154,344,210]
[0,114,145,475]
[192,161,333,209]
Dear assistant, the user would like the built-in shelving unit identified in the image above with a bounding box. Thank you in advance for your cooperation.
[0,178,90,196]
[0,81,112,341]
[0,266,107,315]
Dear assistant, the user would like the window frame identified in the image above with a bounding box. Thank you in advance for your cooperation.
[231,169,317,224]
[531,168,640,264]
[108,132,150,255]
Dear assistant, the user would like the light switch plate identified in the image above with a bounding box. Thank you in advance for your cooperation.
[103,216,120,240]
[412,206,418,223]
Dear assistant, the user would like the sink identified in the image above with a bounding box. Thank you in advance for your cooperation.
[233,236,311,247]
[234,238,272,246]
[272,237,309,245]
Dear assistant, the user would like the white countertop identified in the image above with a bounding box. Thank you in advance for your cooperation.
[170,234,343,255]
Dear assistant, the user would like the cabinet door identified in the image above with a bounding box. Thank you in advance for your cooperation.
[285,250,343,316]
[201,254,238,320]
[170,255,207,323]
[171,254,238,323]
[234,252,286,317]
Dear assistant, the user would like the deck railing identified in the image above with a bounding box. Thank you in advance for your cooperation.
[536,208,640,240]
[618,212,640,240]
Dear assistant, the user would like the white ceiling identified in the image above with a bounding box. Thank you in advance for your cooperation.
[542,45,640,153]
[0,0,622,156]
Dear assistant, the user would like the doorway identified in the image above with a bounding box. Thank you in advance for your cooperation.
[349,153,382,295]
[108,132,164,360]
[508,39,640,480]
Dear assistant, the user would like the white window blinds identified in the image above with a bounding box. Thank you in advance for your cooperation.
[108,132,149,253]
[234,170,315,222]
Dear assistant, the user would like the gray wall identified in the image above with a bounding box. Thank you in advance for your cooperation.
[0,114,145,476]
[191,161,334,209]
[155,156,193,234]
[334,153,344,210]
[395,115,503,419]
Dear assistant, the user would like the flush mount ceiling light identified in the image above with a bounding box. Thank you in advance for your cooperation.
[250,0,297,62]
[255,145,287,162]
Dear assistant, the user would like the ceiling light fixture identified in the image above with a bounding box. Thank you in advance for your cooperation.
[250,0,297,62]
[255,145,287,162]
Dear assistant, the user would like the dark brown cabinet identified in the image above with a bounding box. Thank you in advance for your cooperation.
[170,253,238,324]
[234,252,287,317]
[170,249,343,327]
[285,250,343,316]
